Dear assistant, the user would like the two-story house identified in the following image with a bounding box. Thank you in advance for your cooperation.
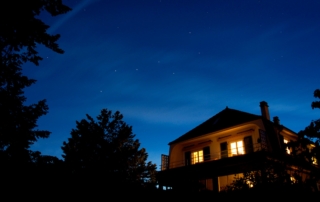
[158,101,316,192]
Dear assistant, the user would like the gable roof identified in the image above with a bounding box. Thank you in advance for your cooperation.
[169,107,262,145]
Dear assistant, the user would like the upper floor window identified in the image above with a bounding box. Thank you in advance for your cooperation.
[308,144,318,165]
[231,141,244,156]
[185,146,211,165]
[220,136,253,158]
[312,156,318,165]
[290,176,296,184]
[192,150,203,164]
[283,138,290,154]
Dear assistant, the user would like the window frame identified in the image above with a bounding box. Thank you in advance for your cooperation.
[283,138,291,154]
[191,150,204,164]
[230,140,245,156]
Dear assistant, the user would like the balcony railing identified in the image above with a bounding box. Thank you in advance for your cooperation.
[162,143,264,170]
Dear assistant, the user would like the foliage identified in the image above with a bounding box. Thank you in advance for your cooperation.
[61,109,157,187]
[0,0,71,65]
[293,89,320,170]
[225,161,294,192]
[299,89,320,146]
[311,89,320,110]
[226,89,320,193]
[224,162,313,193]
[226,147,319,192]
[292,88,320,189]
[0,0,71,163]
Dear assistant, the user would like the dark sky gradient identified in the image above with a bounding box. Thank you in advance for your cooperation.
[23,0,320,168]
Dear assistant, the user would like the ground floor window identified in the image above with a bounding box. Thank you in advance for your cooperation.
[218,173,255,192]
[218,173,244,191]
[199,178,214,191]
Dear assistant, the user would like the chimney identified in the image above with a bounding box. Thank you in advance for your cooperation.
[260,101,270,120]
[273,116,280,125]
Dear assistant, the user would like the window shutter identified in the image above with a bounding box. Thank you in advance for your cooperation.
[185,151,191,166]
[220,142,228,158]
[203,146,210,161]
[244,136,254,154]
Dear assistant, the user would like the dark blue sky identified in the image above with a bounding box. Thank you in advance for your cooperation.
[23,0,320,168]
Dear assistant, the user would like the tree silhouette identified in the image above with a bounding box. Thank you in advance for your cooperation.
[293,88,320,190]
[225,90,320,193]
[0,1,71,163]
[300,89,320,145]
[297,89,320,165]
[61,109,157,188]
[0,1,70,65]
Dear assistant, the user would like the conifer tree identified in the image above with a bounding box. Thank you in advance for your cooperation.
[0,0,71,163]
[61,109,157,187]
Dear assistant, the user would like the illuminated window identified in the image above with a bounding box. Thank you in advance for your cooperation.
[230,141,244,156]
[312,157,318,165]
[191,150,203,164]
[308,144,317,165]
[246,180,254,188]
[185,146,210,165]
[283,139,290,154]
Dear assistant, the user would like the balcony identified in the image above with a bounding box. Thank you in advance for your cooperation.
[161,143,263,170]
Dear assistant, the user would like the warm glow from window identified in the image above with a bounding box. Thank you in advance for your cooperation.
[284,139,290,154]
[192,150,203,164]
[246,181,254,188]
[231,141,244,156]
[312,157,318,165]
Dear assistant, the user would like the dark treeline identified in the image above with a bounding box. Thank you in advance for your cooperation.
[0,0,156,194]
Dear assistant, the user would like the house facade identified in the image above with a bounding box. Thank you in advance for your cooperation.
[158,101,317,192]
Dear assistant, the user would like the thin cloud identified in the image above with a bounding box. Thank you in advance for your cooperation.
[48,0,101,33]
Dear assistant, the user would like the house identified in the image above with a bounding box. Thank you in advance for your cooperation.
[157,101,318,192]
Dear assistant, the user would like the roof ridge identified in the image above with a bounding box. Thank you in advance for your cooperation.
[169,107,261,145]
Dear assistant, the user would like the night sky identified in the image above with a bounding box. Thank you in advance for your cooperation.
[23,0,320,168]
